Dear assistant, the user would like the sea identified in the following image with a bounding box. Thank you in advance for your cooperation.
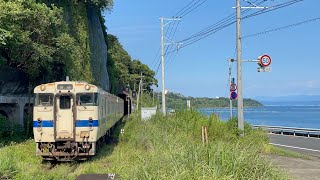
[198,101,320,129]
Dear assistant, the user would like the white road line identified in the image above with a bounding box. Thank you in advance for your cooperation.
[270,143,320,153]
[268,133,320,140]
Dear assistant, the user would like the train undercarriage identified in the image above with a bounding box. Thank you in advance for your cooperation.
[36,136,108,161]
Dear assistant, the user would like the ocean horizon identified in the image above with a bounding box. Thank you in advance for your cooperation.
[199,101,320,129]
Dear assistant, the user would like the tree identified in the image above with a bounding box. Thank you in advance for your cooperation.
[0,0,91,84]
[82,0,113,10]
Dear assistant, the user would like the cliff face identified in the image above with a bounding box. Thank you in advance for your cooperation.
[87,6,110,91]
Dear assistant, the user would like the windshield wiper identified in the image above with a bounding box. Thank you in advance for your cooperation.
[80,101,87,109]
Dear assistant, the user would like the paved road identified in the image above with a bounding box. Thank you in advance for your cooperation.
[269,134,320,157]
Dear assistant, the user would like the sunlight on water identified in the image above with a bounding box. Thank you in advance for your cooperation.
[199,105,320,129]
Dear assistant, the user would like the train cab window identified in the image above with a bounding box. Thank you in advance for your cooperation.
[60,95,71,109]
[76,93,98,106]
[35,93,53,107]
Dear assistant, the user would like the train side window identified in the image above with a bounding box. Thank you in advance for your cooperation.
[35,93,54,107]
[76,93,98,106]
[60,95,71,109]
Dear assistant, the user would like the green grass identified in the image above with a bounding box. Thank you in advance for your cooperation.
[0,110,289,179]
[265,144,311,160]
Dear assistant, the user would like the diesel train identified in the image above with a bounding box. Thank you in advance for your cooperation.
[33,80,131,161]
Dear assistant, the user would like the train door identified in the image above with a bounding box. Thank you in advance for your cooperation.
[55,95,74,140]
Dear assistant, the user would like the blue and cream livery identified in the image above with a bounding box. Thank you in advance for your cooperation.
[33,81,124,161]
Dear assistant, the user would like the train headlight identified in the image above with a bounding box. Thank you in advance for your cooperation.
[88,117,93,123]
[37,118,42,123]
[85,84,91,91]
[40,85,46,91]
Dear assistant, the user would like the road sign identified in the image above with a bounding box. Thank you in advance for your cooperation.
[257,66,272,72]
[259,55,272,67]
[230,83,237,92]
[230,91,238,100]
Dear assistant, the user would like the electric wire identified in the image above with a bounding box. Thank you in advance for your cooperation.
[178,0,264,43]
[164,51,179,72]
[175,0,198,17]
[179,0,208,17]
[153,0,208,74]
[242,0,304,19]
[242,17,320,39]
[163,0,303,56]
[182,0,301,43]
[150,47,161,70]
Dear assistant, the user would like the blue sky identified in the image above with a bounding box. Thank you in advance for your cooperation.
[104,0,320,98]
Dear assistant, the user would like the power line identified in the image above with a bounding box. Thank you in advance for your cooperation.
[178,0,265,43]
[182,0,269,41]
[163,0,206,55]
[243,17,320,39]
[175,0,197,17]
[152,0,208,73]
[164,51,179,72]
[161,0,265,63]
[242,0,304,19]
[163,0,304,55]
[179,0,208,17]
[150,47,161,70]
[174,0,207,17]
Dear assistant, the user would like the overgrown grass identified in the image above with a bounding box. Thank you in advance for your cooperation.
[0,116,26,148]
[0,110,289,179]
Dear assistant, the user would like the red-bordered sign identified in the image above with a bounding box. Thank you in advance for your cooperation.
[259,55,272,67]
[230,91,238,100]
[230,83,237,92]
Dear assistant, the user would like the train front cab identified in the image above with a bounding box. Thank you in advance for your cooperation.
[33,82,99,161]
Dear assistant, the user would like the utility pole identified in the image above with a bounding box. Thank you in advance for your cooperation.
[160,17,166,115]
[140,72,143,108]
[152,89,155,107]
[157,91,160,108]
[228,59,233,119]
[136,79,141,110]
[160,17,181,116]
[236,0,244,133]
[136,73,143,110]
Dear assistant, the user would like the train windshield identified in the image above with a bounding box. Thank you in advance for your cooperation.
[35,93,54,107]
[76,93,98,106]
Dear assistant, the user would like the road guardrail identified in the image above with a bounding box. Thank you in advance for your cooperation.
[253,125,320,138]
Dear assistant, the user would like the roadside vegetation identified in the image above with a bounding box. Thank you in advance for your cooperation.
[0,111,289,179]
[0,115,26,148]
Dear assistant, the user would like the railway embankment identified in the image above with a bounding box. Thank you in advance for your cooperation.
[0,110,296,179]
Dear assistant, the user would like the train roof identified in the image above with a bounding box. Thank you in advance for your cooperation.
[34,81,98,93]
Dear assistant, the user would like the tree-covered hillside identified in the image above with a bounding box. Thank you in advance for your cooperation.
[0,0,93,85]
[106,34,157,94]
[164,92,263,109]
[0,0,156,94]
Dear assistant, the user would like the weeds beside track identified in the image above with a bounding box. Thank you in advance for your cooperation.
[0,110,289,179]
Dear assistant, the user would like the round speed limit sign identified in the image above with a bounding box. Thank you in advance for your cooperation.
[259,55,272,67]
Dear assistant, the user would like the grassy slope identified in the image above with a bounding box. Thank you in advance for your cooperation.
[0,111,288,179]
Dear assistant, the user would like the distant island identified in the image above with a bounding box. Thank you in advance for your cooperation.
[163,92,263,109]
